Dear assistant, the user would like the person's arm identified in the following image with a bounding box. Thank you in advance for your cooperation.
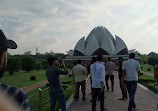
[83,67,87,76]
[137,61,141,76]
[0,52,5,70]
[100,66,105,93]
[56,61,68,75]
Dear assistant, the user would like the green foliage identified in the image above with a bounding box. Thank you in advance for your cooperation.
[140,64,154,73]
[35,63,41,71]
[148,56,158,66]
[7,57,21,75]
[41,61,48,69]
[21,56,36,72]
[139,75,158,93]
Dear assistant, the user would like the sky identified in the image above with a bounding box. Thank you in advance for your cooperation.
[0,0,158,55]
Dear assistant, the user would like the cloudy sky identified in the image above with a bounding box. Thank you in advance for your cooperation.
[0,0,158,55]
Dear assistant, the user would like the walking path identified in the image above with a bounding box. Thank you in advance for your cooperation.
[67,71,158,111]
[141,71,154,77]
[22,80,48,92]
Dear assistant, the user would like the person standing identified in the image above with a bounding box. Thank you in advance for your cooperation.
[46,56,68,111]
[105,58,115,91]
[90,55,107,111]
[72,60,87,101]
[122,53,141,111]
[118,57,127,100]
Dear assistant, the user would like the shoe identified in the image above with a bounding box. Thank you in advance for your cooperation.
[106,89,109,92]
[132,104,136,109]
[74,98,78,101]
[82,98,87,101]
[118,98,126,100]
[103,107,108,111]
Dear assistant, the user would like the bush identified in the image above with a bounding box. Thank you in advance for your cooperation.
[148,68,151,72]
[7,57,21,75]
[30,76,36,81]
[21,56,36,72]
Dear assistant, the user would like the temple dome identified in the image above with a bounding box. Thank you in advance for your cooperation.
[72,26,128,56]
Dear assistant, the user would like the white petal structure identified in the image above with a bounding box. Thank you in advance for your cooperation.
[71,26,128,56]
[101,36,115,55]
[85,35,100,56]
[74,37,85,56]
[115,35,128,55]
[66,50,74,56]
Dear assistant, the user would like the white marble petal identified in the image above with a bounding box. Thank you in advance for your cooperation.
[66,50,74,56]
[115,35,128,54]
[85,35,100,56]
[101,36,115,55]
[74,37,85,55]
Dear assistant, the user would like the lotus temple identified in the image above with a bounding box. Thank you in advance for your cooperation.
[66,26,135,60]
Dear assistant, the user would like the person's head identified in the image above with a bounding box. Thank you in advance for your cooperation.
[97,55,103,62]
[129,53,135,59]
[77,59,81,64]
[47,56,57,66]
[0,30,17,78]
[91,57,96,64]
[118,57,123,62]
[73,62,77,66]
[108,57,111,61]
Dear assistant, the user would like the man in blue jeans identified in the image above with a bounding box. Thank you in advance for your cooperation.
[46,56,68,111]
[122,53,140,111]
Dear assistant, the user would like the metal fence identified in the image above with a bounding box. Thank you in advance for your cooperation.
[28,87,50,111]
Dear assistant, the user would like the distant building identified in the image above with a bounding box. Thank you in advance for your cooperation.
[66,26,135,60]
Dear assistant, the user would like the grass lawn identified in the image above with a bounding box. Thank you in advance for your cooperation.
[139,74,158,93]
[139,74,154,80]
[0,70,47,88]
[140,64,154,73]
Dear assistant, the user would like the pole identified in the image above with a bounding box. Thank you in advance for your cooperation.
[39,88,42,111]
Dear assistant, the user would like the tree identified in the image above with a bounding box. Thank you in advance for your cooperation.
[21,56,36,72]
[148,57,157,66]
[41,61,48,69]
[24,51,32,55]
[35,62,41,71]
[7,57,21,75]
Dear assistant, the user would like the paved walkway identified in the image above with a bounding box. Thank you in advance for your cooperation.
[22,80,48,92]
[21,75,66,92]
[67,72,158,111]
[141,71,154,77]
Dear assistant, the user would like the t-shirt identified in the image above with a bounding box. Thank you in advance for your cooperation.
[46,66,68,93]
[122,59,141,81]
[105,61,115,75]
[90,61,105,88]
[72,64,87,82]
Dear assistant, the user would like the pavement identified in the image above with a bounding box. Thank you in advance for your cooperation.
[67,71,158,111]
[141,71,154,77]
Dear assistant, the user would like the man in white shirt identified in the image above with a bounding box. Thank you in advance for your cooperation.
[90,55,107,111]
[122,53,140,111]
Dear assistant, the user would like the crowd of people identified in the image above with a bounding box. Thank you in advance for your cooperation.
[45,53,141,111]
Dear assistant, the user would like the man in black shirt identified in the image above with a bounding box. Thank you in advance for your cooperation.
[118,57,127,100]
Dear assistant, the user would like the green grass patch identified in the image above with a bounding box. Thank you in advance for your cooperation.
[139,74,158,93]
[139,74,154,80]
[140,64,154,73]
[1,70,46,88]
